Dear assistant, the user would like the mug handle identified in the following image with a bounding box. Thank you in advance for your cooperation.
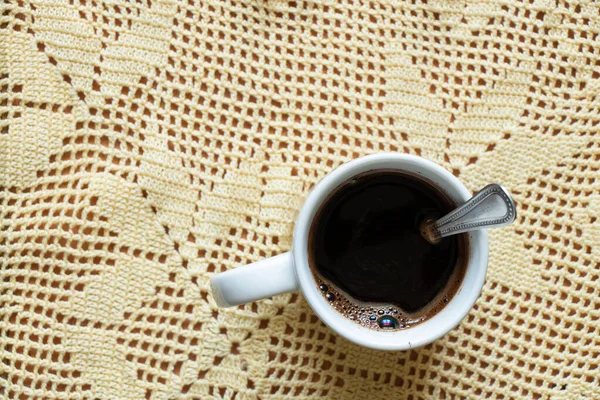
[210,252,299,307]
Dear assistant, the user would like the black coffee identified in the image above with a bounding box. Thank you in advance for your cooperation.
[309,170,467,331]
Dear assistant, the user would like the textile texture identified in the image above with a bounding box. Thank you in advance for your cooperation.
[1,0,600,398]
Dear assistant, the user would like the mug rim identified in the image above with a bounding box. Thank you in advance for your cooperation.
[292,153,489,350]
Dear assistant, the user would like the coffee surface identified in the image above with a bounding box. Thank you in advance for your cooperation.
[309,171,466,330]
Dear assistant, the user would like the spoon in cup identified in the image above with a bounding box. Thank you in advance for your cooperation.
[420,184,517,244]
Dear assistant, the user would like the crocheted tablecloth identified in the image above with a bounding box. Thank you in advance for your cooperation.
[2,0,600,398]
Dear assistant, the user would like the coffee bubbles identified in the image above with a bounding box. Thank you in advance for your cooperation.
[378,316,399,329]
[316,279,417,331]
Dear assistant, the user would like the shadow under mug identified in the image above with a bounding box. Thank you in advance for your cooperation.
[211,153,489,350]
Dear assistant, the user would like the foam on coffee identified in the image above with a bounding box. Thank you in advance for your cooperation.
[308,170,468,331]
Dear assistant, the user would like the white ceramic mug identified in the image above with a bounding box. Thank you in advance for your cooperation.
[210,153,488,350]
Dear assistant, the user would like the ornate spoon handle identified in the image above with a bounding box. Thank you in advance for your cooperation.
[422,184,517,243]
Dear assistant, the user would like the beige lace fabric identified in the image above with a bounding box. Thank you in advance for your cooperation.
[2,0,600,398]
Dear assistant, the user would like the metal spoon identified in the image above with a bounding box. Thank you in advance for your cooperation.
[420,184,517,244]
